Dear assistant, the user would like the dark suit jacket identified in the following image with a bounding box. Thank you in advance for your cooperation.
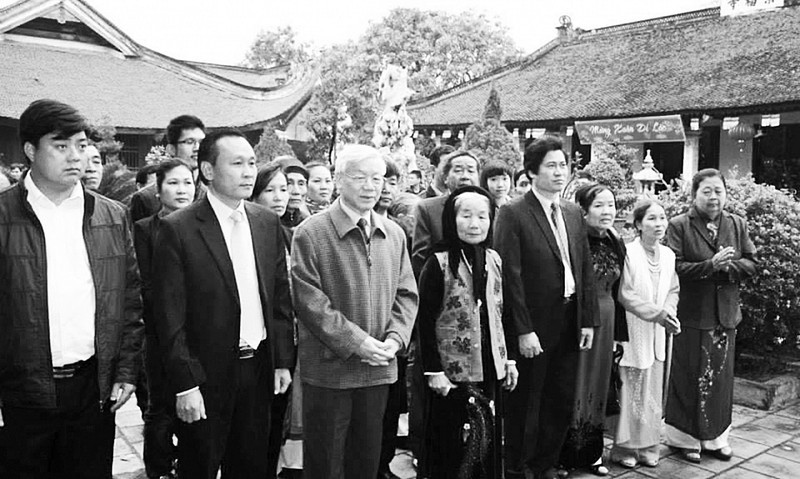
[493,191,598,349]
[667,207,756,330]
[134,213,162,336]
[130,184,160,223]
[411,195,448,277]
[152,197,295,396]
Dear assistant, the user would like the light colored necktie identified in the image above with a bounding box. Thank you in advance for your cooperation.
[229,210,265,349]
[550,203,575,295]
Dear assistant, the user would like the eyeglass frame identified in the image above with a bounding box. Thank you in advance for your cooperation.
[343,172,385,187]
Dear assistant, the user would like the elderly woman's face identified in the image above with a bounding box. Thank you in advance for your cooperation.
[694,176,726,220]
[455,194,491,245]
[584,189,616,233]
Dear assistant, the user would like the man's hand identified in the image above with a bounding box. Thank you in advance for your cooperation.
[176,389,207,423]
[358,337,395,366]
[109,382,136,413]
[579,328,594,351]
[427,374,457,396]
[274,368,292,395]
[518,332,543,358]
[503,363,519,391]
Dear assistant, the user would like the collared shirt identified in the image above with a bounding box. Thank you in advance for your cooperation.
[206,190,266,347]
[339,198,372,236]
[25,174,95,367]
[531,187,576,297]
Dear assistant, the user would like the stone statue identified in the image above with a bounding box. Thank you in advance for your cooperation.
[372,64,418,173]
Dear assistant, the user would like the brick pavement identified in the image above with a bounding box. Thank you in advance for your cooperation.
[113,398,800,478]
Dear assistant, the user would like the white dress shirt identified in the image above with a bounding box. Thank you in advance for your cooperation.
[25,174,95,367]
[531,187,576,298]
[206,191,266,348]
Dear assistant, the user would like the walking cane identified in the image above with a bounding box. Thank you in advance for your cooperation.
[663,333,674,413]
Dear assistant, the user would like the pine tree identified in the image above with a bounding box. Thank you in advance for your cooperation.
[462,86,521,170]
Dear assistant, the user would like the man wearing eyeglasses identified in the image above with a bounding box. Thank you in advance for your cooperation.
[291,145,418,479]
[130,115,206,222]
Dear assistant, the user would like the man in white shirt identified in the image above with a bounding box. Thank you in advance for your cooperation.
[0,99,143,478]
[152,129,294,479]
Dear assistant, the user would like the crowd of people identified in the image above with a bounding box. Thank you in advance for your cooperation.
[0,99,757,479]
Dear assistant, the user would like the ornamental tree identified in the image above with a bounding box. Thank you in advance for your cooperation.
[461,87,521,170]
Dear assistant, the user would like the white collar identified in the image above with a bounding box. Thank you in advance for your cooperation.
[206,188,245,223]
[531,186,560,212]
[25,173,83,208]
[339,197,371,228]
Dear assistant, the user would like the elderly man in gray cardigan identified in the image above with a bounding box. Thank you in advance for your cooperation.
[291,144,418,479]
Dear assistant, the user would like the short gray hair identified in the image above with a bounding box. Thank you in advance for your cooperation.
[335,144,383,179]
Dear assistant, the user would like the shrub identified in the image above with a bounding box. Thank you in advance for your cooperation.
[659,170,800,357]
[583,158,627,193]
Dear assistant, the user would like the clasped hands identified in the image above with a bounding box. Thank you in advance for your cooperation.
[358,336,401,367]
[711,246,736,272]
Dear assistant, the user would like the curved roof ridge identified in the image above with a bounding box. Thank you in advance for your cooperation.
[582,7,720,38]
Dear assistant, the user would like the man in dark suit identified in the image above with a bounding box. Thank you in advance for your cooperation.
[420,144,454,199]
[153,129,294,479]
[494,137,598,479]
[411,150,480,276]
[130,115,206,222]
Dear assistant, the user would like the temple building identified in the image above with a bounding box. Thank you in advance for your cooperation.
[408,1,800,188]
[0,0,316,167]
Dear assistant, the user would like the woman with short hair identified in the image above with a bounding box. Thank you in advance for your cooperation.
[664,169,756,463]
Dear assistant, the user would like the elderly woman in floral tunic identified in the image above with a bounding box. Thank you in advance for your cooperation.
[418,186,518,479]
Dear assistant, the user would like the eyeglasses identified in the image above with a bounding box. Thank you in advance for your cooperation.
[176,138,203,147]
[344,173,384,187]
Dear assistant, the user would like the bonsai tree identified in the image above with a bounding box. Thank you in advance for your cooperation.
[462,86,521,170]
[254,121,295,165]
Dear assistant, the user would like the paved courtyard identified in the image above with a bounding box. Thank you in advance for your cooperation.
[113,398,800,479]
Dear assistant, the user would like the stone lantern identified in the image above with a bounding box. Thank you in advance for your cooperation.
[633,149,663,195]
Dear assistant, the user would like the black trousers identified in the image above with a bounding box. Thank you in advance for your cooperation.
[143,333,176,478]
[176,342,274,479]
[303,382,389,479]
[266,382,290,479]
[0,358,116,479]
[378,355,408,474]
[506,301,579,474]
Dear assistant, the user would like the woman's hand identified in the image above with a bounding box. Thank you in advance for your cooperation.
[711,246,736,271]
[503,363,519,391]
[427,374,457,396]
[663,313,681,335]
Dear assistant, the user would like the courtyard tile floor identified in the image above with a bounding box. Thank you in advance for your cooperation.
[113,399,800,478]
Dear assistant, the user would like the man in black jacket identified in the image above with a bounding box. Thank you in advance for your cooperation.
[0,99,144,478]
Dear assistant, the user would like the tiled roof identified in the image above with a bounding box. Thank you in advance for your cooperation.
[186,61,292,89]
[408,6,800,127]
[0,0,315,130]
[0,40,316,130]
